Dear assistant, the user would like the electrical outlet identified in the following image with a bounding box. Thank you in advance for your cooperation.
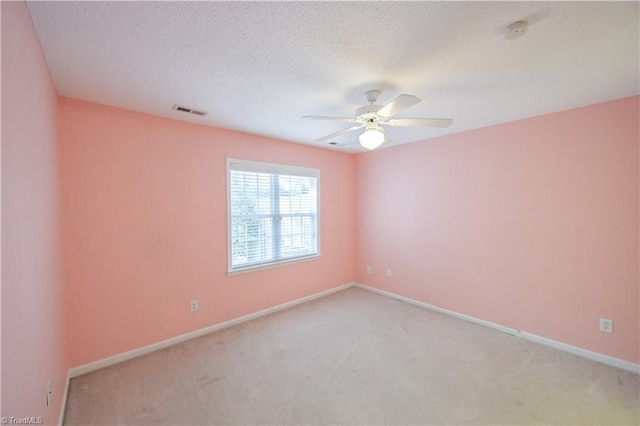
[46,380,52,407]
[386,268,392,277]
[366,265,372,274]
[599,317,613,333]
[190,300,199,312]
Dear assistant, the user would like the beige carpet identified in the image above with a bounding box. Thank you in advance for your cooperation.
[63,287,639,425]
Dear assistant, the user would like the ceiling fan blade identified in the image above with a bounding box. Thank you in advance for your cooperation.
[303,115,356,122]
[387,118,453,128]
[314,125,364,143]
[376,94,421,118]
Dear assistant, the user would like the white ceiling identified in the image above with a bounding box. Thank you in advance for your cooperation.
[27,1,639,153]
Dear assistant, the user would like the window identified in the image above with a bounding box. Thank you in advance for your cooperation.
[227,158,320,273]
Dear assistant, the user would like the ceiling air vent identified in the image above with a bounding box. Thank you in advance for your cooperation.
[172,104,209,117]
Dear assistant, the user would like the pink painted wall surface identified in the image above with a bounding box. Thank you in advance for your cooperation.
[355,96,639,363]
[59,98,355,367]
[1,2,69,424]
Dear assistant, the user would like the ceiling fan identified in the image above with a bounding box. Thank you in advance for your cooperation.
[304,90,453,150]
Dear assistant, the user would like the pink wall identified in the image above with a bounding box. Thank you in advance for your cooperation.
[59,98,355,367]
[355,96,639,363]
[1,2,69,424]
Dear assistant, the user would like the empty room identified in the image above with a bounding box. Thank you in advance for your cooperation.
[2,1,639,425]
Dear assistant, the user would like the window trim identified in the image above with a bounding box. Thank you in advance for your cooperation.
[226,157,321,275]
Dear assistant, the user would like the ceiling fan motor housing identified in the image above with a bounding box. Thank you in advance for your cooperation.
[356,104,383,121]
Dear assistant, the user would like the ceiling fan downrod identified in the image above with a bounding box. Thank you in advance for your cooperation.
[365,90,381,105]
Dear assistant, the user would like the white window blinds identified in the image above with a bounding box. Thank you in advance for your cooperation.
[227,158,320,273]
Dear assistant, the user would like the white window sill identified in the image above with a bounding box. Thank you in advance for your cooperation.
[227,253,322,276]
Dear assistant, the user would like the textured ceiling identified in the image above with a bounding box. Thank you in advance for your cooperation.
[27,1,639,153]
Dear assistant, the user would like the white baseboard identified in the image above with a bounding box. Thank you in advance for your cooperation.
[353,282,640,375]
[58,372,70,426]
[519,331,640,374]
[68,282,353,378]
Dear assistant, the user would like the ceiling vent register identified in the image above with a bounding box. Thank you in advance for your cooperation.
[172,104,208,116]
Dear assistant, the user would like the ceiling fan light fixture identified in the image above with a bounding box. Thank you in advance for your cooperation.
[305,90,452,149]
[359,128,385,150]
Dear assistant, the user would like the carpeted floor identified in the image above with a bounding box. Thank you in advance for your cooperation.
[63,287,639,425]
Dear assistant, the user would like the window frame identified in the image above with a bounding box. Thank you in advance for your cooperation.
[226,157,321,275]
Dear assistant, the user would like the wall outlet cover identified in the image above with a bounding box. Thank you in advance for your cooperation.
[599,317,613,333]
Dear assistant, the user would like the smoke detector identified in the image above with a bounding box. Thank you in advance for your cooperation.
[505,20,528,40]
